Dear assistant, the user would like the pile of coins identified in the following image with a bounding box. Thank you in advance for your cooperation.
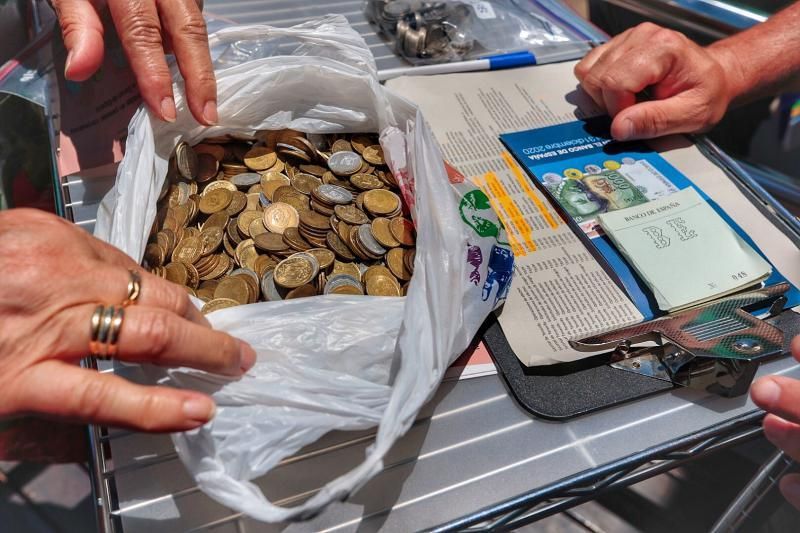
[366,0,474,60]
[143,130,417,314]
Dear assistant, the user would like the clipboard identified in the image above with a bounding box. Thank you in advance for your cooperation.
[483,137,800,419]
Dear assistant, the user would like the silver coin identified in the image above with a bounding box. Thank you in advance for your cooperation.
[260,270,284,301]
[328,151,363,176]
[288,252,320,279]
[176,181,191,204]
[175,141,198,180]
[230,268,259,286]
[316,184,353,205]
[324,274,364,295]
[230,172,262,188]
[259,192,271,208]
[358,224,387,256]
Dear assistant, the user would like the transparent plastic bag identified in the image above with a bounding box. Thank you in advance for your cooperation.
[94,16,513,522]
[365,0,596,64]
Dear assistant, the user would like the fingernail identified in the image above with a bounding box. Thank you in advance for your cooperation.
[239,341,256,373]
[183,396,216,422]
[64,51,73,79]
[752,378,781,407]
[161,97,177,123]
[203,101,218,125]
[617,118,635,141]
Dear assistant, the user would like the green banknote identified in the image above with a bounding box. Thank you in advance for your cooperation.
[546,170,649,224]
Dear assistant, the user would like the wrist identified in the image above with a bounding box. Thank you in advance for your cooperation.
[706,42,750,107]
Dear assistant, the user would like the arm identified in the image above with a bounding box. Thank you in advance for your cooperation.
[574,3,800,140]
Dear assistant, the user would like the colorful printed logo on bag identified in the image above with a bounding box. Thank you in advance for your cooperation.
[467,245,483,285]
[482,245,514,305]
[459,190,509,245]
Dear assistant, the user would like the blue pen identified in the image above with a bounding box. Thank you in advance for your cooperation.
[378,43,594,81]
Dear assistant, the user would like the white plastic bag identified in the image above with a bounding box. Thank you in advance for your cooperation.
[94,16,513,522]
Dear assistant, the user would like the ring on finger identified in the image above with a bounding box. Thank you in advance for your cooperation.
[122,269,142,307]
[89,305,125,360]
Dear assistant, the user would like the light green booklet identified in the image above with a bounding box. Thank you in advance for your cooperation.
[597,187,772,313]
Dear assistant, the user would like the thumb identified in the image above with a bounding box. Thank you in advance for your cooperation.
[53,0,105,81]
[611,93,705,141]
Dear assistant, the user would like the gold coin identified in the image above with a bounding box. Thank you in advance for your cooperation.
[273,185,310,212]
[203,180,237,194]
[241,247,260,273]
[194,143,225,160]
[172,236,202,265]
[350,135,373,154]
[263,178,288,201]
[299,209,330,231]
[164,262,190,285]
[331,139,353,153]
[196,153,219,183]
[186,263,200,289]
[350,173,384,191]
[203,211,230,230]
[254,255,278,278]
[363,265,394,285]
[390,217,415,246]
[248,217,268,238]
[225,191,247,216]
[214,276,251,305]
[206,254,233,280]
[244,146,278,171]
[331,260,362,281]
[263,202,299,234]
[363,189,400,216]
[306,248,335,270]
[201,298,239,314]
[370,218,400,248]
[234,239,256,265]
[236,210,262,237]
[283,227,312,251]
[199,226,224,256]
[199,188,233,214]
[292,173,323,195]
[245,192,261,211]
[286,284,317,299]
[253,232,289,253]
[299,164,327,177]
[331,284,363,295]
[144,243,166,267]
[326,231,355,261]
[333,204,369,225]
[386,247,411,281]
[274,256,316,289]
[366,274,401,296]
[362,145,385,166]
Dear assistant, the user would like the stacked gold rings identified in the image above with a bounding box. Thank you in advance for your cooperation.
[89,305,125,359]
[89,270,141,360]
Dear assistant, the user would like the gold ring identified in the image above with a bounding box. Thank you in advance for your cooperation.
[122,270,142,307]
[89,305,125,360]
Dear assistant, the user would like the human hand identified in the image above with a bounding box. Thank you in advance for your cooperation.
[574,23,742,141]
[52,0,217,125]
[751,335,800,510]
[0,209,255,433]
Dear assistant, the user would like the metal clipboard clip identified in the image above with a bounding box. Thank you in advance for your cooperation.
[570,283,791,397]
